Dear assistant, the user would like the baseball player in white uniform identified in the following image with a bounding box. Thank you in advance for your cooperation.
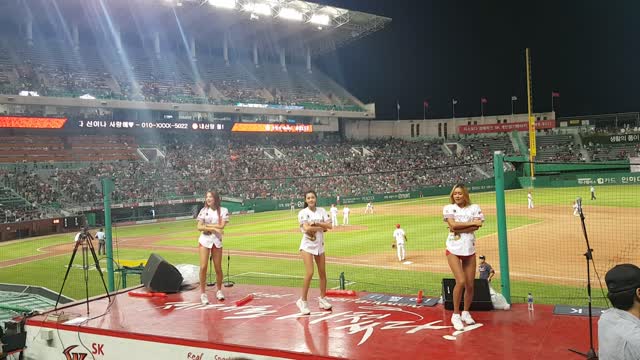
[95,228,106,255]
[527,190,534,209]
[342,205,350,225]
[573,201,580,216]
[330,204,339,227]
[296,190,333,315]
[196,191,230,305]
[364,202,374,214]
[392,224,407,262]
[443,184,484,331]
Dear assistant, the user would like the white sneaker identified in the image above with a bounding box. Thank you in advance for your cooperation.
[461,311,475,325]
[318,297,332,310]
[296,298,311,315]
[216,290,225,301]
[200,293,209,305]
[451,314,464,331]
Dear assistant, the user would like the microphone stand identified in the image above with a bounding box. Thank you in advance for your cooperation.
[223,249,234,288]
[568,199,598,359]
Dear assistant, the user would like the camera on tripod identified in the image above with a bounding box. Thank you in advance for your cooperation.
[57,225,110,315]
[74,226,93,243]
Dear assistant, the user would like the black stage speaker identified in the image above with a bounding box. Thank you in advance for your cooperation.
[442,278,494,311]
[141,253,183,293]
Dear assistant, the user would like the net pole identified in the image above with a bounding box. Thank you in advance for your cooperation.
[101,177,115,292]
[493,151,511,303]
[525,48,536,181]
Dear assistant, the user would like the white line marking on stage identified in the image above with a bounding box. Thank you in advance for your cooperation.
[443,323,484,340]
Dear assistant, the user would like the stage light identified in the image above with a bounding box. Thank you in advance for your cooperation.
[243,2,271,16]
[208,0,236,9]
[309,13,330,26]
[278,7,303,21]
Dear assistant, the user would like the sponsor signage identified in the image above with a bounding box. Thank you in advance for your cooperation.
[582,133,640,145]
[577,173,640,185]
[458,119,555,134]
[553,305,605,317]
[360,293,439,307]
[231,123,313,133]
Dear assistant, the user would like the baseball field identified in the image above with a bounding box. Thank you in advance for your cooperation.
[1,184,638,307]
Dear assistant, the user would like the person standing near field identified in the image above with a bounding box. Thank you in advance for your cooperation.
[95,228,106,255]
[342,205,350,225]
[330,204,339,227]
[364,202,374,214]
[527,190,534,209]
[296,190,333,315]
[443,183,484,331]
[392,224,407,262]
[478,255,495,282]
[196,190,229,304]
[591,185,596,200]
[598,264,640,359]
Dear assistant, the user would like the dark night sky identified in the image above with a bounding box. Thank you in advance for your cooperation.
[316,0,640,120]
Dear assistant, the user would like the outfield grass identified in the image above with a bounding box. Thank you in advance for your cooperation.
[500,185,640,208]
[0,235,72,262]
[156,214,537,255]
[1,184,636,306]
[0,247,608,306]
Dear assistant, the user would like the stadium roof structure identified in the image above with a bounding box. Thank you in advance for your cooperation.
[0,0,391,57]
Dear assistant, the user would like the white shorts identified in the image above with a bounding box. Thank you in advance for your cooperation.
[199,233,223,249]
[299,236,325,256]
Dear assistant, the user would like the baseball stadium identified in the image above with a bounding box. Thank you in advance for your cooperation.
[1,0,639,359]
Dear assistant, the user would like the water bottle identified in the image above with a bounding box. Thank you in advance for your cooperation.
[527,292,534,311]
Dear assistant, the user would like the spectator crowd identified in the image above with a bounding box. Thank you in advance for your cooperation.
[1,137,488,219]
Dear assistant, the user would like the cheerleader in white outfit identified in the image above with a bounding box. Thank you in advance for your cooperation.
[443,184,484,330]
[196,190,230,304]
[296,190,333,315]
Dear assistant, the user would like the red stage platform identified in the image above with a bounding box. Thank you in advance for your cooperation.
[24,285,598,359]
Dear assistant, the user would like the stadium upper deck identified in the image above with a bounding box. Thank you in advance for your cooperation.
[0,0,391,118]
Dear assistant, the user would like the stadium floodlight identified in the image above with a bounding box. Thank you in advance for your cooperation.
[208,0,236,9]
[309,13,330,26]
[323,7,348,18]
[278,7,303,21]
[242,2,271,16]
